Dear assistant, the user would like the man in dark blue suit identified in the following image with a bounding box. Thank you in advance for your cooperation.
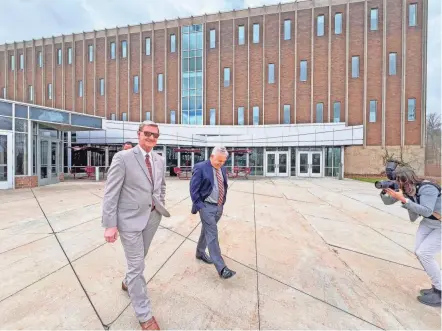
[190,146,236,279]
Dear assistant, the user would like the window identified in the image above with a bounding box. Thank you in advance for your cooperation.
[19,54,24,70]
[88,45,93,62]
[300,60,307,81]
[110,42,116,59]
[317,15,325,37]
[333,102,341,122]
[238,107,245,125]
[210,108,216,125]
[110,113,116,120]
[47,83,52,100]
[369,100,377,122]
[268,64,275,84]
[38,52,43,68]
[170,110,176,124]
[10,55,15,70]
[122,112,127,121]
[209,29,216,49]
[253,106,259,125]
[78,80,83,97]
[370,8,378,31]
[145,38,151,56]
[316,103,324,123]
[68,47,72,64]
[283,105,290,124]
[121,40,127,58]
[145,112,151,121]
[408,98,416,121]
[389,53,397,75]
[170,34,176,53]
[2,87,6,98]
[99,79,105,96]
[238,26,245,45]
[224,67,230,87]
[28,85,33,102]
[409,3,417,27]
[284,19,291,40]
[335,13,343,35]
[133,76,139,93]
[352,56,359,78]
[253,23,260,43]
[57,49,62,65]
[158,74,163,91]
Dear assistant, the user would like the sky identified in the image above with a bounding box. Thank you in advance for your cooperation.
[0,0,440,116]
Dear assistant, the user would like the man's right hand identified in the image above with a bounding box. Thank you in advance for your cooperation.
[104,227,119,243]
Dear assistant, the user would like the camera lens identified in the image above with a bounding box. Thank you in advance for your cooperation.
[374,181,382,189]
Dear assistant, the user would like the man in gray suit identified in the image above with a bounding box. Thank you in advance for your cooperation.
[102,120,170,330]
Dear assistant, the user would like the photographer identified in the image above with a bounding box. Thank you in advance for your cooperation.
[380,166,441,307]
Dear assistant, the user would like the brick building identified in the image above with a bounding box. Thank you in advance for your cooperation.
[0,0,428,188]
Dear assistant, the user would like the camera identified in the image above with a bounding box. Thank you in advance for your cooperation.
[374,180,399,191]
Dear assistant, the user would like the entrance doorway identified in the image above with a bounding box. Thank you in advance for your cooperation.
[297,151,322,177]
[265,151,289,176]
[0,132,13,189]
[39,138,60,186]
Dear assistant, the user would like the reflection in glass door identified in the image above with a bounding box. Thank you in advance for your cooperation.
[0,133,13,189]
[39,138,59,186]
[51,142,57,176]
[266,153,276,175]
[297,151,322,177]
[311,152,322,177]
[40,140,49,182]
[298,152,309,177]
[265,152,289,177]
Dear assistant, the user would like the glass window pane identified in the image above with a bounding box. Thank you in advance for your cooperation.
[389,53,397,75]
[196,72,203,89]
[335,13,342,34]
[15,105,28,119]
[253,106,259,125]
[253,24,260,43]
[333,102,341,122]
[121,40,127,58]
[268,64,275,84]
[189,58,196,71]
[210,108,216,125]
[238,26,245,45]
[111,42,116,59]
[190,33,197,50]
[0,102,13,117]
[317,15,325,36]
[170,111,176,124]
[224,67,230,87]
[15,132,28,175]
[369,100,377,122]
[409,4,417,26]
[71,114,102,128]
[210,29,216,49]
[316,103,323,123]
[197,32,203,49]
[182,34,189,51]
[170,34,176,53]
[196,57,202,71]
[352,56,359,78]
[238,107,245,125]
[284,105,290,124]
[408,98,416,121]
[300,60,307,81]
[0,116,12,130]
[284,20,291,40]
[145,112,151,121]
[158,74,163,91]
[145,38,151,55]
[370,8,378,30]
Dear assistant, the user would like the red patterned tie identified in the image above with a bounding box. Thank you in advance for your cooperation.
[216,169,224,206]
[145,154,155,210]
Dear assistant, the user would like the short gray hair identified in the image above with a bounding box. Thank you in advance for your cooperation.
[138,120,159,133]
[211,146,229,157]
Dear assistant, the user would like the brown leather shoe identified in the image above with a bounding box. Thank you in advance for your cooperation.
[140,316,160,330]
[122,281,128,292]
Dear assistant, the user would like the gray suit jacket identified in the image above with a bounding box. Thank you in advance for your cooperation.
[102,145,170,232]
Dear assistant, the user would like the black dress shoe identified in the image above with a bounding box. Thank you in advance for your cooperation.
[219,266,236,279]
[196,253,213,264]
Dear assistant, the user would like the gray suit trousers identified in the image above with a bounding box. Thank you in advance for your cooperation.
[119,210,162,323]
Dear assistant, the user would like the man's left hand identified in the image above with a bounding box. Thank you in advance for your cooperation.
[385,188,407,203]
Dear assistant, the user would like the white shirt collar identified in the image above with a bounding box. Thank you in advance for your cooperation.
[138,145,153,160]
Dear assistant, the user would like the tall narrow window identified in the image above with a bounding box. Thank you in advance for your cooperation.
[209,29,216,49]
[238,26,245,45]
[121,40,127,58]
[110,113,116,120]
[335,13,343,35]
[316,103,323,123]
[57,49,62,65]
[284,19,291,40]
[19,54,24,70]
[2,87,6,98]
[99,79,105,96]
[170,34,176,53]
[253,106,259,125]
[409,3,417,27]
[38,52,43,68]
[389,53,397,75]
[47,83,52,100]
[28,85,33,102]
[145,112,151,121]
[268,64,275,84]
[78,80,83,97]
[369,100,377,122]
[224,67,230,87]
[210,108,216,125]
[170,110,176,124]
[88,45,93,62]
[238,107,245,125]
[145,38,151,56]
[352,56,360,78]
[253,23,260,43]
[10,55,15,70]
[408,98,416,121]
[122,112,127,121]
[283,105,290,124]
[110,42,116,59]
[317,15,325,36]
[133,76,139,93]
[67,47,73,64]
[370,8,378,31]
[333,102,341,122]
[158,74,163,91]
[300,60,307,81]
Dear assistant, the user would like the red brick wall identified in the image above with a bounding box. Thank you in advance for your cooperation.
[96,38,106,118]
[249,16,263,125]
[154,30,165,124]
[64,42,73,111]
[167,28,179,125]
[44,45,53,108]
[264,14,279,125]
[280,11,295,124]
[26,48,33,103]
[220,19,234,125]
[234,18,248,125]
[17,51,24,102]
[331,5,346,124]
[15,176,38,189]
[35,46,43,106]
[141,32,153,122]
[75,41,84,113]
[7,50,14,100]
[107,36,117,119]
[55,44,63,109]
[206,22,219,125]
[0,51,4,97]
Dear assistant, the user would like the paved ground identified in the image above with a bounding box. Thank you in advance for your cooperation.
[0,177,441,330]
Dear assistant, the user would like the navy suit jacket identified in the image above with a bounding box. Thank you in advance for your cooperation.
[190,160,228,214]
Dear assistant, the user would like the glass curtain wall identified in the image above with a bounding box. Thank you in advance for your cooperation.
[325,147,341,177]
[181,24,204,125]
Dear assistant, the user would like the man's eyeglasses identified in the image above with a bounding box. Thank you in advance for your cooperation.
[140,131,160,139]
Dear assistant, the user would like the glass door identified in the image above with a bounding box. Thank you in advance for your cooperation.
[298,152,309,177]
[0,132,13,190]
[265,152,289,177]
[39,138,60,186]
[276,152,289,177]
[311,152,322,177]
[265,152,277,176]
[297,151,323,177]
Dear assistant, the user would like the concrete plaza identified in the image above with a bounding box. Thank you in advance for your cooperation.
[0,177,441,330]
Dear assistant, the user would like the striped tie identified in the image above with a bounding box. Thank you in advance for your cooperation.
[145,154,155,210]
[216,169,224,206]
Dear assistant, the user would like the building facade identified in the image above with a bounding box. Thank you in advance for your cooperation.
[0,0,428,186]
